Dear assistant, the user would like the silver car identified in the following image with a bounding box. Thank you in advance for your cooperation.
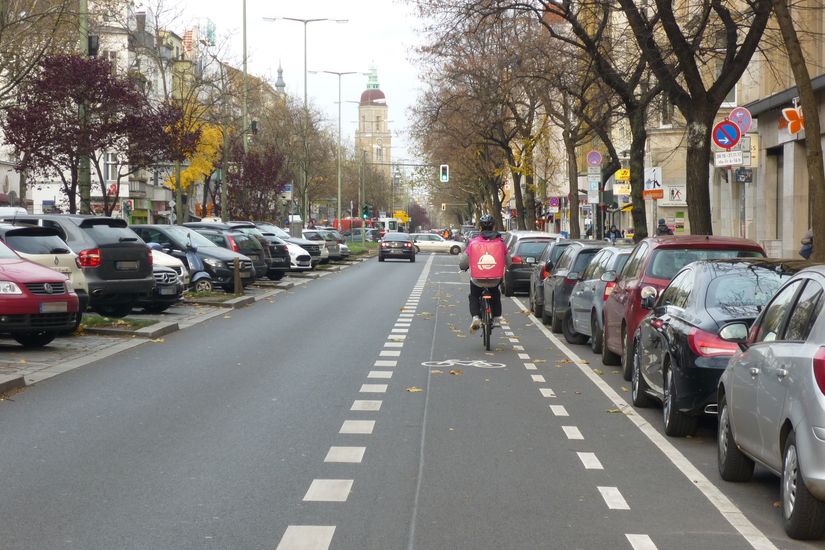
[717,265,825,540]
[411,233,464,255]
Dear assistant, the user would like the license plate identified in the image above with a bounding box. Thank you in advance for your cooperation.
[159,286,177,295]
[40,301,67,313]
[116,260,139,271]
[525,257,536,263]
[240,271,252,278]
[272,257,286,263]
[55,267,72,274]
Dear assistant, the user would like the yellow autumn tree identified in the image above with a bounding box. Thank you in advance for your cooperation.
[165,124,224,192]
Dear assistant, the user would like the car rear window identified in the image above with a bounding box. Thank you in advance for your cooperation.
[5,234,70,254]
[383,233,412,242]
[647,248,764,279]
[516,241,549,258]
[233,234,260,249]
[573,249,599,272]
[81,224,142,245]
[166,226,217,248]
[707,270,788,310]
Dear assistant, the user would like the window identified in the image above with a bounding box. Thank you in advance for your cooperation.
[784,281,824,342]
[646,248,764,280]
[582,251,605,281]
[517,241,550,258]
[555,247,575,272]
[40,220,69,242]
[622,242,649,280]
[4,234,69,254]
[753,280,803,343]
[103,153,118,182]
[659,269,692,309]
[572,249,599,274]
[611,252,631,274]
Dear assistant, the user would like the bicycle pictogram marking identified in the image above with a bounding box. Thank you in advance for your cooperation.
[421,359,507,369]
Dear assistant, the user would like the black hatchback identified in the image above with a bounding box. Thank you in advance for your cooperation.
[630,259,801,437]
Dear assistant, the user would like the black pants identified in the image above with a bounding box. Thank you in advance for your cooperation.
[469,282,502,318]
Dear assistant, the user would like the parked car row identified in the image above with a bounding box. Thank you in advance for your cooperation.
[519,231,824,540]
[0,214,356,348]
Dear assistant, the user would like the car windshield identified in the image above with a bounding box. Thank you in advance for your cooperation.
[233,233,261,250]
[5,234,69,254]
[647,248,764,279]
[0,240,19,259]
[707,269,789,314]
[516,241,549,258]
[165,226,217,248]
[303,232,324,241]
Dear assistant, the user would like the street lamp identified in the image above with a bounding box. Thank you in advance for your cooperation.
[310,70,356,230]
[200,41,230,221]
[262,16,348,223]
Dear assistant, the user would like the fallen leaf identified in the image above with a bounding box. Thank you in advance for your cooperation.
[449,369,463,376]
[606,408,622,414]
[406,386,423,393]
[18,359,26,364]
[620,386,630,392]
[431,369,444,374]
[151,338,165,343]
[575,391,582,395]
[773,501,781,508]
[223,315,232,319]
[612,370,621,375]
[593,368,604,376]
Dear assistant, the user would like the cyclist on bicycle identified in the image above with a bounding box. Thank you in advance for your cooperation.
[459,214,506,332]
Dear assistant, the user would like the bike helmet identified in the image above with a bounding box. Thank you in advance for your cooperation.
[479,214,495,231]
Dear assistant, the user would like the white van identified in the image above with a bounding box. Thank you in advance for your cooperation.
[0,207,27,218]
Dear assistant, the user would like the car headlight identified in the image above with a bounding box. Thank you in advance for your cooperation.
[0,281,22,294]
[203,258,225,269]
[65,280,74,292]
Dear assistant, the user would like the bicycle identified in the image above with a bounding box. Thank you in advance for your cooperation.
[479,290,494,351]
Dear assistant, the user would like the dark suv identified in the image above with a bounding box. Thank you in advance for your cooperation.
[2,215,153,317]
[184,223,269,279]
[228,222,291,280]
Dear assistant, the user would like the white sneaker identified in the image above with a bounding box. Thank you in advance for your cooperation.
[492,317,502,328]
[470,316,481,332]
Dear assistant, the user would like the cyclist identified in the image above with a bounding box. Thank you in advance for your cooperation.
[459,214,506,332]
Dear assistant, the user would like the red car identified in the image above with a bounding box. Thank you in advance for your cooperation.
[600,236,765,379]
[0,240,79,347]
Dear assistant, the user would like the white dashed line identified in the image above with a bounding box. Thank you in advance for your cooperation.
[339,420,375,434]
[374,360,397,367]
[380,350,401,356]
[384,342,404,348]
[505,332,515,337]
[549,405,569,416]
[276,526,335,550]
[626,534,658,550]
[531,375,546,383]
[324,446,366,463]
[513,345,525,351]
[303,479,353,502]
[598,486,630,510]
[524,363,537,370]
[388,334,406,341]
[351,400,381,411]
[509,338,519,343]
[360,384,388,393]
[368,371,393,379]
[391,328,409,334]
[562,426,584,440]
[539,388,556,398]
[394,323,411,328]
[400,313,415,317]
[577,452,604,470]
[517,353,530,360]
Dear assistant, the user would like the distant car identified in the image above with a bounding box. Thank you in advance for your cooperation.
[302,230,332,263]
[632,259,795,437]
[717,265,825,540]
[411,233,464,255]
[542,241,609,334]
[0,240,79,347]
[318,229,343,260]
[254,222,323,267]
[339,242,351,258]
[135,264,184,313]
[284,241,312,270]
[379,232,415,262]
[186,225,267,280]
[602,236,766,379]
[567,246,632,353]
[227,221,292,280]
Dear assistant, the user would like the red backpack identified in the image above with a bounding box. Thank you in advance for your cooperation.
[467,236,507,285]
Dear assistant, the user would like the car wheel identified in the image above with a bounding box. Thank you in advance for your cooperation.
[782,431,825,539]
[601,320,621,366]
[662,365,698,437]
[631,337,654,407]
[378,255,385,262]
[12,331,56,348]
[94,302,134,318]
[717,394,755,482]
[450,245,461,255]
[550,300,563,334]
[503,276,514,297]
[590,312,602,354]
[621,326,633,380]
[540,304,552,325]
[563,310,588,345]
[410,255,415,263]
[193,279,213,293]
[269,271,285,281]
[532,291,542,317]
[414,245,420,253]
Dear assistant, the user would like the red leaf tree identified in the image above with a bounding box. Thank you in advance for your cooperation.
[225,143,290,221]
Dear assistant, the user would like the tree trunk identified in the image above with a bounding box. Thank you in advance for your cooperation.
[629,110,649,240]
[599,159,620,240]
[684,118,714,235]
[565,137,581,238]
[773,0,825,261]
[68,165,78,214]
[488,176,504,230]
[506,151,527,229]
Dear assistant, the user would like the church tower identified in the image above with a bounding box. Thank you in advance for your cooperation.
[355,66,391,182]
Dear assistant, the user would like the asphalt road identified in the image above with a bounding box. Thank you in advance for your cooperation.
[0,253,819,549]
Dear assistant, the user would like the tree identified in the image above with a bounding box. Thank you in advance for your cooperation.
[226,143,289,221]
[1,54,171,213]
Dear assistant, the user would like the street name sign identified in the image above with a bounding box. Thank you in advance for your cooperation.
[715,150,744,167]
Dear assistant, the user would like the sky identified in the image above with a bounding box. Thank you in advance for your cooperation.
[166,0,425,165]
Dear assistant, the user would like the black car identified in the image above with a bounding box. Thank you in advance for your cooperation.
[131,225,255,292]
[225,222,291,280]
[379,232,415,262]
[1,214,153,318]
[527,239,595,317]
[135,265,184,313]
[184,222,270,279]
[254,222,323,267]
[631,259,798,437]
[541,241,608,333]
[501,231,560,296]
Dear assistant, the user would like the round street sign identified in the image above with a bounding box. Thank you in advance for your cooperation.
[729,107,753,134]
[712,119,741,150]
[586,150,603,166]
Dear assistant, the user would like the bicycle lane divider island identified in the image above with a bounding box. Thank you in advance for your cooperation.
[274,255,435,550]
[507,295,778,550]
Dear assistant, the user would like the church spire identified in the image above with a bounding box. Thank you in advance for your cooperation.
[275,61,286,94]
[366,64,379,90]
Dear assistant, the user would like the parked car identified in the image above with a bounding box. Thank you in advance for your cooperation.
[150,248,189,287]
[378,232,415,262]
[319,229,343,260]
[568,246,633,353]
[303,229,336,262]
[1,215,154,318]
[227,221,291,280]
[716,265,825,540]
[0,240,79,347]
[185,224,267,279]
[254,222,323,267]
[0,224,89,330]
[528,239,599,317]
[541,241,609,334]
[284,241,313,270]
[631,259,795,437]
[344,227,379,242]
[339,242,351,259]
[135,264,184,313]
[411,233,464,255]
[502,231,561,297]
[503,230,560,250]
[601,236,765,379]
[131,225,254,292]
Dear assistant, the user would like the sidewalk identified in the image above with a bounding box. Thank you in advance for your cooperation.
[0,256,371,394]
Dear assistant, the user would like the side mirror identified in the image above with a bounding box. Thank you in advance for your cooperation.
[600,271,617,283]
[719,322,749,347]
[147,242,163,251]
[640,285,658,310]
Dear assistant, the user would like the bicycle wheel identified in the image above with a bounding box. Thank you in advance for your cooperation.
[481,296,492,351]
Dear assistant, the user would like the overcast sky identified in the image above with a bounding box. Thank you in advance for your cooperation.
[167,0,424,163]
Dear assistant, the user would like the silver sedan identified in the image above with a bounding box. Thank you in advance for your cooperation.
[717,265,825,540]
[411,233,465,255]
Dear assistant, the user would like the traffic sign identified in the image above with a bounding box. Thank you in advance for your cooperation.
[729,107,752,134]
[586,150,603,166]
[715,150,744,167]
[615,168,630,181]
[712,119,741,150]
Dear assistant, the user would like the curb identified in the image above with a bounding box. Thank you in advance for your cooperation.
[0,374,25,394]
[84,321,180,339]
[184,295,255,308]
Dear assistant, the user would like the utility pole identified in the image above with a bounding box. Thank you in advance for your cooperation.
[242,0,248,156]
[78,0,91,214]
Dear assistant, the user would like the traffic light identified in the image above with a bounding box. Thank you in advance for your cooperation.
[362,204,370,219]
[440,164,449,183]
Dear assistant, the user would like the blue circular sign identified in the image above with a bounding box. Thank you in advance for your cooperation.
[712,120,741,150]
